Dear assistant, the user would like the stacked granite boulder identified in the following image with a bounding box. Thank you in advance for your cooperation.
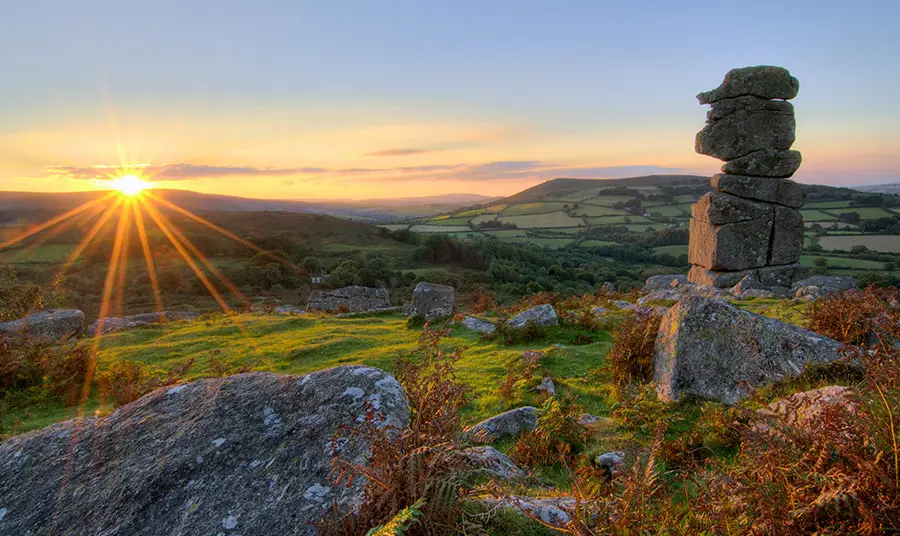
[688,66,807,290]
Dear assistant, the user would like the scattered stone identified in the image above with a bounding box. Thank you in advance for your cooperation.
[506,304,558,330]
[638,289,681,303]
[461,446,526,480]
[466,406,539,444]
[463,316,496,334]
[409,282,455,321]
[521,350,543,366]
[654,297,846,404]
[0,366,409,535]
[89,311,201,335]
[721,149,803,178]
[730,274,765,297]
[578,414,613,428]
[601,281,616,292]
[711,174,805,207]
[613,300,632,309]
[536,377,557,397]
[643,274,688,293]
[794,285,838,301]
[307,286,391,313]
[480,496,574,527]
[273,305,305,315]
[333,306,404,318]
[792,275,857,292]
[592,305,608,316]
[0,309,84,339]
[753,386,857,435]
[697,65,800,104]
[595,451,626,474]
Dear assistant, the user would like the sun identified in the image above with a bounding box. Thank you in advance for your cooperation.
[110,175,151,197]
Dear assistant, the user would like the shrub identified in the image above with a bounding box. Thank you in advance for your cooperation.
[605,310,663,396]
[0,268,45,322]
[471,291,497,314]
[321,324,475,536]
[0,335,89,406]
[805,285,900,347]
[513,397,588,468]
[99,358,195,407]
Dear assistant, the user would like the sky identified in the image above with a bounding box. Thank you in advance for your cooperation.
[1,0,898,200]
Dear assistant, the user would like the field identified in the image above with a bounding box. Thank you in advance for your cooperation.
[497,211,584,228]
[499,202,568,216]
[2,313,613,435]
[571,205,628,217]
[799,255,886,270]
[0,243,74,264]
[819,235,900,253]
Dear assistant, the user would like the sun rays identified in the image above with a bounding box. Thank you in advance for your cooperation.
[0,174,290,416]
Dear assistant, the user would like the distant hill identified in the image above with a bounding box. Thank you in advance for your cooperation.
[499,175,709,204]
[852,183,900,195]
[0,190,494,222]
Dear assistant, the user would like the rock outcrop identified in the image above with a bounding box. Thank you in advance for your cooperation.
[463,316,497,334]
[466,406,539,444]
[307,286,391,313]
[409,282,455,321]
[689,66,806,290]
[752,385,858,436]
[89,311,201,335]
[461,446,527,480]
[654,297,846,404]
[0,309,84,339]
[506,304,559,330]
[0,366,409,536]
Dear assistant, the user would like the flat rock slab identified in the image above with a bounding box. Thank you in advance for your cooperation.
[792,275,857,292]
[721,149,802,178]
[689,264,806,289]
[0,366,409,536]
[697,65,799,104]
[0,309,84,339]
[711,174,805,208]
[307,286,391,313]
[753,385,857,436]
[643,274,688,293]
[654,297,846,404]
[769,206,804,265]
[689,216,772,271]
[462,316,496,334]
[409,281,455,321]
[695,96,795,161]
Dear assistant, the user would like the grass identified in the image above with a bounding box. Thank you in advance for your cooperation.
[497,212,585,228]
[582,195,634,206]
[799,255,886,269]
[585,215,651,225]
[409,224,472,233]
[500,203,569,216]
[2,313,614,435]
[652,245,688,256]
[819,235,900,253]
[496,237,575,248]
[481,229,528,237]
[0,244,76,264]
[571,205,628,217]
[647,205,689,217]
[470,214,498,225]
[425,217,473,226]
[833,207,896,219]
[800,209,837,221]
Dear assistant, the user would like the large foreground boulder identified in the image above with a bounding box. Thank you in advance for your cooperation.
[0,366,409,535]
[307,286,391,313]
[0,309,84,339]
[654,297,846,404]
[409,282,455,321]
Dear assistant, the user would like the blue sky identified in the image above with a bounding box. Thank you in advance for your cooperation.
[1,0,897,198]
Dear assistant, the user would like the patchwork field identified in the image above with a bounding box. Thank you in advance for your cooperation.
[497,211,585,228]
[819,235,900,253]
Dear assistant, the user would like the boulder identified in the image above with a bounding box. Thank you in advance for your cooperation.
[695,97,796,161]
[688,266,757,288]
[506,304,559,330]
[307,286,391,313]
[578,414,613,428]
[462,316,496,334]
[0,366,409,536]
[753,386,857,436]
[601,281,616,292]
[536,377,557,397]
[689,216,773,271]
[466,406,539,444]
[769,206,804,265]
[654,297,846,404]
[595,451,626,474]
[89,311,201,336]
[792,275,857,292]
[592,305,608,316]
[643,274,688,293]
[0,309,84,339]
[795,285,838,301]
[461,446,526,480]
[758,263,806,288]
[730,274,765,297]
[711,174,805,208]
[697,65,800,104]
[480,496,574,527]
[273,305,305,315]
[721,149,803,178]
[409,282,455,321]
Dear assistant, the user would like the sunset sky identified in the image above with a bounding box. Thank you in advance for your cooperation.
[1,0,897,200]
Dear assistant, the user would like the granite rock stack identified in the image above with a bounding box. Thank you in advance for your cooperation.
[688,66,806,289]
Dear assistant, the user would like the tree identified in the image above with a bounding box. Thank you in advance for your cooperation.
[303,257,322,274]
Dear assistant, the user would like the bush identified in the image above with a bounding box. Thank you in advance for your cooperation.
[99,358,195,407]
[0,336,89,406]
[513,397,588,468]
[605,310,664,396]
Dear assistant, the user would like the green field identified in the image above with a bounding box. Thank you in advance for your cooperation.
[585,215,651,225]
[653,245,689,256]
[0,244,75,264]
[800,209,837,221]
[571,205,628,217]
[832,207,896,220]
[470,213,498,225]
[497,237,575,248]
[481,229,528,237]
[799,255,885,270]
[2,313,613,435]
[819,235,900,253]
[409,224,472,233]
[805,201,853,209]
[582,195,634,206]
[498,211,585,228]
[426,217,473,226]
[500,202,569,216]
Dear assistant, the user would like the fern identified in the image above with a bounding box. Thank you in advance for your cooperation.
[364,499,426,536]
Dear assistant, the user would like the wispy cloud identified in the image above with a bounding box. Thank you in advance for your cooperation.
[364,148,432,157]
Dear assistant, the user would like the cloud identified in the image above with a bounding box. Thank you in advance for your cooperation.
[281,179,296,186]
[364,148,432,157]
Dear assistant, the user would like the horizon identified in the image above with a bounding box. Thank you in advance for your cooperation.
[2,1,898,200]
